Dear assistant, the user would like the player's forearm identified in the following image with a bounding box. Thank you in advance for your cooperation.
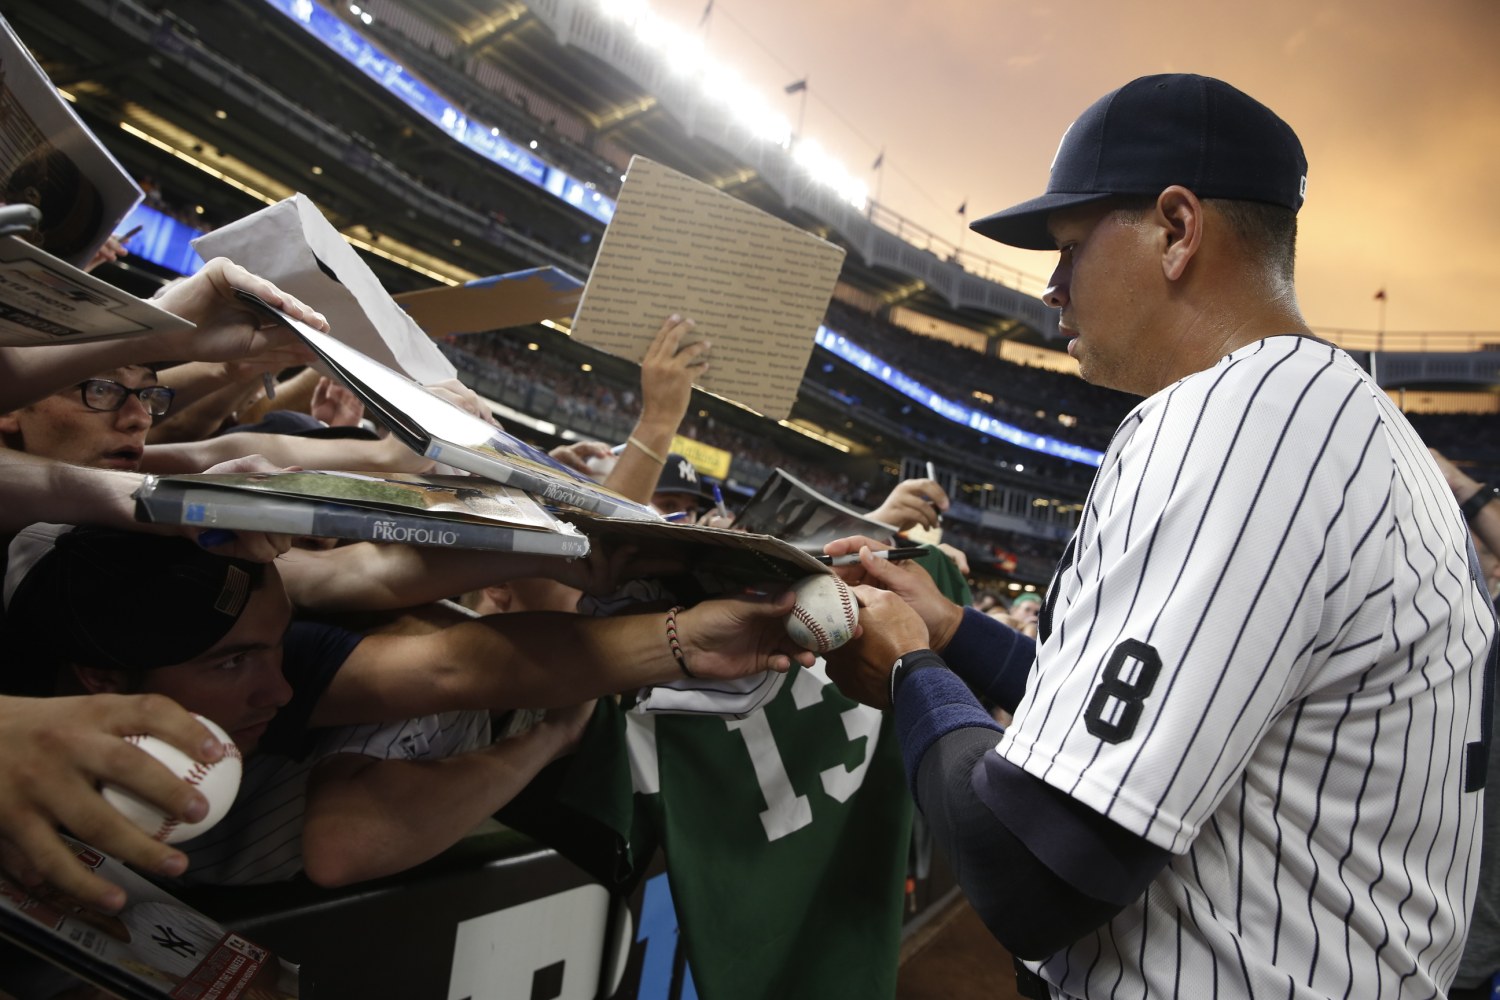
[0,340,184,410]
[916,728,1134,960]
[940,608,1035,711]
[604,417,676,505]
[437,612,680,708]
[301,730,573,887]
[0,451,145,531]
[315,612,679,724]
[278,545,569,613]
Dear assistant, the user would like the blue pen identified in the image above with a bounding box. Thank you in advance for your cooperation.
[712,483,730,521]
[664,511,691,522]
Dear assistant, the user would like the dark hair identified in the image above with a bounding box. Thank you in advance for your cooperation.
[1112,195,1297,282]
[1208,199,1298,282]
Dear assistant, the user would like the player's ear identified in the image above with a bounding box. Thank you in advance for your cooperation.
[480,584,514,614]
[72,662,131,694]
[1155,185,1203,282]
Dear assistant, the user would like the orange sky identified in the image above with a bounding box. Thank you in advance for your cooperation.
[649,0,1500,337]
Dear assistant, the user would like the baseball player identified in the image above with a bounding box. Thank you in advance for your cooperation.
[826,74,1496,998]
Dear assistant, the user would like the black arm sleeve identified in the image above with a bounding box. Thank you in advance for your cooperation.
[916,727,1171,960]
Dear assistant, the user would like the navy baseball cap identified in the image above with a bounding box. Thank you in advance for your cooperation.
[971,74,1308,250]
[653,453,713,506]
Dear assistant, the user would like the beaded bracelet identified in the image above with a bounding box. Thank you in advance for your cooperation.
[665,605,698,678]
[627,435,666,464]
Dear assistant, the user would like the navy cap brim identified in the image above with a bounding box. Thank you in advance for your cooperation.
[969,191,1115,251]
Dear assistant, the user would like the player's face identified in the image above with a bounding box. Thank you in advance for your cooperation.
[652,492,704,523]
[1043,201,1163,396]
[0,365,159,470]
[140,570,296,754]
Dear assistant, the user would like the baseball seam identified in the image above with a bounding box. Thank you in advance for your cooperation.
[836,581,857,629]
[127,736,235,843]
[792,606,832,651]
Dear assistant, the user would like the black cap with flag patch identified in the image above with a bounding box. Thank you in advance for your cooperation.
[1,525,262,694]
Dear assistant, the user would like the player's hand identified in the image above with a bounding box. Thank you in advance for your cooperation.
[824,586,932,710]
[535,700,596,760]
[83,235,130,273]
[149,258,326,363]
[935,541,970,576]
[180,479,297,562]
[0,694,223,912]
[425,378,498,427]
[549,440,612,476]
[675,592,817,678]
[824,537,964,652]
[867,477,948,531]
[310,376,365,427]
[638,314,708,432]
[201,454,290,476]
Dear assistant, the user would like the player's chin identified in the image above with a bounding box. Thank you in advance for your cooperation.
[231,720,270,752]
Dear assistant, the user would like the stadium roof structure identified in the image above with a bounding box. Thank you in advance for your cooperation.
[11,0,1061,346]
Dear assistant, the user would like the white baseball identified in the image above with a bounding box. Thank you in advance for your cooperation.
[785,573,860,654]
[102,715,242,844]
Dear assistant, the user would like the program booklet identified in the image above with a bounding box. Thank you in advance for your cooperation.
[0,835,299,999]
[135,470,591,557]
[0,234,194,346]
[550,507,830,589]
[731,468,898,554]
[234,290,659,522]
[0,13,142,266]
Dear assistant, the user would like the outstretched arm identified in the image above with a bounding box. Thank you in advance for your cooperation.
[0,259,324,411]
[311,593,813,725]
[604,314,708,503]
[300,703,592,887]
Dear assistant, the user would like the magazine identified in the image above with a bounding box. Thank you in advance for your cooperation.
[0,835,299,999]
[135,470,590,556]
[235,290,660,522]
[0,234,194,346]
[0,13,142,266]
[550,508,829,588]
[730,468,899,554]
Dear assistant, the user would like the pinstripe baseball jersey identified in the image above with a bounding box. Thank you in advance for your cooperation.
[999,336,1495,998]
[178,708,491,886]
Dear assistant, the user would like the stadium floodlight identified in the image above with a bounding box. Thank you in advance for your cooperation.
[594,0,867,210]
[731,97,791,149]
[700,64,749,108]
[597,0,649,28]
[792,138,867,208]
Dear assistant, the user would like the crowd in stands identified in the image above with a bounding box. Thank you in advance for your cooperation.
[7,24,1500,997]
[823,299,1137,450]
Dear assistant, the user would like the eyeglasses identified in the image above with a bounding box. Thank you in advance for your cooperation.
[76,379,176,417]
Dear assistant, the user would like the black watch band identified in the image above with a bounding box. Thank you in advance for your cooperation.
[1462,483,1500,524]
[889,648,945,706]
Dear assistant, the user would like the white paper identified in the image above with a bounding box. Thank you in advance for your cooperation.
[0,17,141,266]
[193,194,456,383]
[0,236,193,346]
